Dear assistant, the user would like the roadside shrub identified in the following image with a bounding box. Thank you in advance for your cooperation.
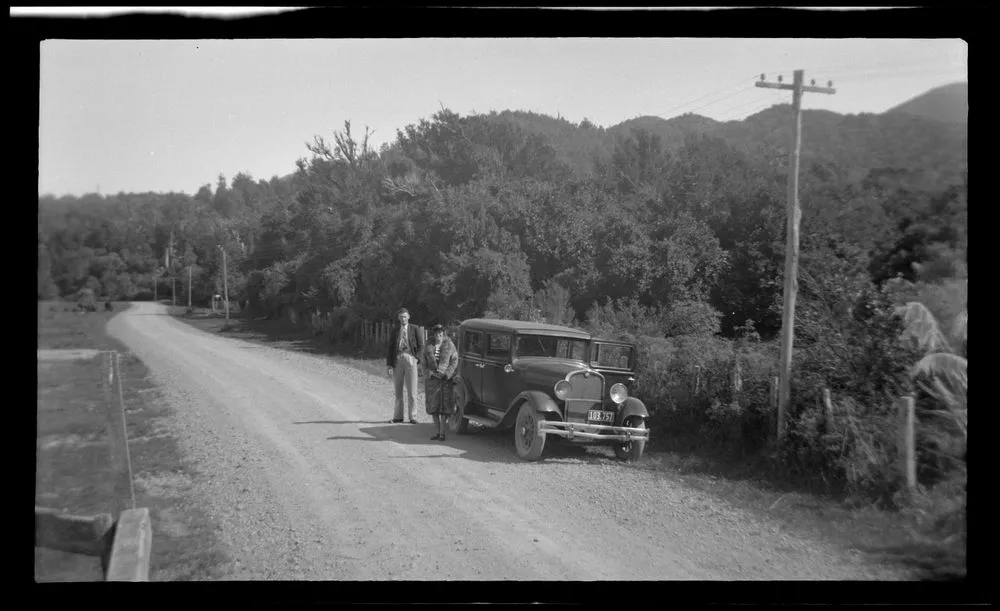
[73,287,98,310]
[533,279,576,326]
[633,331,778,455]
[901,466,966,567]
[662,300,723,337]
[781,394,899,498]
[585,297,665,338]
[778,270,923,498]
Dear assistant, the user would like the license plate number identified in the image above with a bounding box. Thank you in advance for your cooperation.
[587,410,615,423]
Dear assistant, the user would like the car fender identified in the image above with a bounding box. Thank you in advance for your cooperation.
[615,397,648,426]
[498,390,562,429]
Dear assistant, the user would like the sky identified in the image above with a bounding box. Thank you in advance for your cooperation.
[38,36,967,198]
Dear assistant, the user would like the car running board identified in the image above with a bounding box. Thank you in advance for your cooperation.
[464,415,496,427]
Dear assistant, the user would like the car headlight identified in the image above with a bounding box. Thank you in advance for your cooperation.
[609,383,628,404]
[554,380,572,400]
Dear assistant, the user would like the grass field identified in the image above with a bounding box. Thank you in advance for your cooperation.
[170,305,967,581]
[36,300,227,581]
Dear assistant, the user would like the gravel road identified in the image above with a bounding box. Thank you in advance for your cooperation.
[107,302,904,580]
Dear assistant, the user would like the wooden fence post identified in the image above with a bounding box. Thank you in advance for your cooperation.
[897,394,917,494]
[104,508,152,582]
[822,388,833,428]
[694,365,702,396]
[769,376,779,432]
[732,360,743,394]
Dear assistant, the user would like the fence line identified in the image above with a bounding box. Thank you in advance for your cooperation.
[345,318,428,351]
[103,351,136,517]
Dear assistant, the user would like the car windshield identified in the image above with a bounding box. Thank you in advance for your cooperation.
[515,334,588,361]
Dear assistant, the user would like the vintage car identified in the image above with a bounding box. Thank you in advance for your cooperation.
[446,318,650,462]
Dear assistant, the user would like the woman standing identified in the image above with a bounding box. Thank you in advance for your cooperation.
[422,324,458,441]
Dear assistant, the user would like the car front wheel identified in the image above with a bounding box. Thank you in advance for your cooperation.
[514,402,546,461]
[614,416,646,462]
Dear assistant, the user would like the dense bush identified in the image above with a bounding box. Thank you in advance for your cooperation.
[632,331,777,455]
[620,266,966,503]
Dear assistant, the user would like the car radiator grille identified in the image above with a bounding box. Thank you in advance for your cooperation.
[567,371,603,401]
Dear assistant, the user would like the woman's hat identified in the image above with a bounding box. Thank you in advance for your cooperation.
[431,324,445,333]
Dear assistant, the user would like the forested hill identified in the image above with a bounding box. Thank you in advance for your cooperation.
[483,98,967,190]
[39,86,967,340]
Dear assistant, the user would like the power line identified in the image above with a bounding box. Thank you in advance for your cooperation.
[682,86,763,118]
[657,73,761,118]
[714,91,781,121]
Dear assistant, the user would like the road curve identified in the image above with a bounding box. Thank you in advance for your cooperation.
[107,302,901,580]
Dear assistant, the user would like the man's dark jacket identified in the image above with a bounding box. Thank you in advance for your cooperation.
[386,322,424,368]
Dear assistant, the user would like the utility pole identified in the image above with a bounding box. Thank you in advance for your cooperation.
[168,230,176,307]
[187,265,193,310]
[755,70,836,444]
[220,246,230,325]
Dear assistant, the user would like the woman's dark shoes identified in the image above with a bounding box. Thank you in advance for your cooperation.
[438,433,446,442]
[430,434,441,441]
[409,418,418,424]
[390,418,403,424]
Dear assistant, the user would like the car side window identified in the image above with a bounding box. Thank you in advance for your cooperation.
[463,331,483,356]
[486,333,512,360]
[593,343,632,369]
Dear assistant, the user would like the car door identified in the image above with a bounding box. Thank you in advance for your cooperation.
[459,329,485,414]
[481,332,514,421]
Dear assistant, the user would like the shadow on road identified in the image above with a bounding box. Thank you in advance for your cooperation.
[317,421,613,466]
[292,420,387,426]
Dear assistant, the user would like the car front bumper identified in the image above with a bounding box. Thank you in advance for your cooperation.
[537,420,649,443]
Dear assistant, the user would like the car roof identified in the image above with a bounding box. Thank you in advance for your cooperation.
[459,318,592,339]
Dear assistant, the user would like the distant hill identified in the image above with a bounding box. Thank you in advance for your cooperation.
[884,82,968,125]
[463,87,967,190]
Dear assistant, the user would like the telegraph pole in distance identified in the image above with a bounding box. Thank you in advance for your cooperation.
[219,246,230,326]
[169,230,176,307]
[755,70,836,445]
[187,265,193,310]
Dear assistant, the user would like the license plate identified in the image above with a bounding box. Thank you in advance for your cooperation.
[587,410,615,423]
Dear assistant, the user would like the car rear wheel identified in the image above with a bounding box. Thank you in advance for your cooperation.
[514,402,545,461]
[446,379,469,435]
[614,416,646,462]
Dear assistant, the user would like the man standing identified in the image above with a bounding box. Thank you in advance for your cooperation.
[386,307,423,424]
